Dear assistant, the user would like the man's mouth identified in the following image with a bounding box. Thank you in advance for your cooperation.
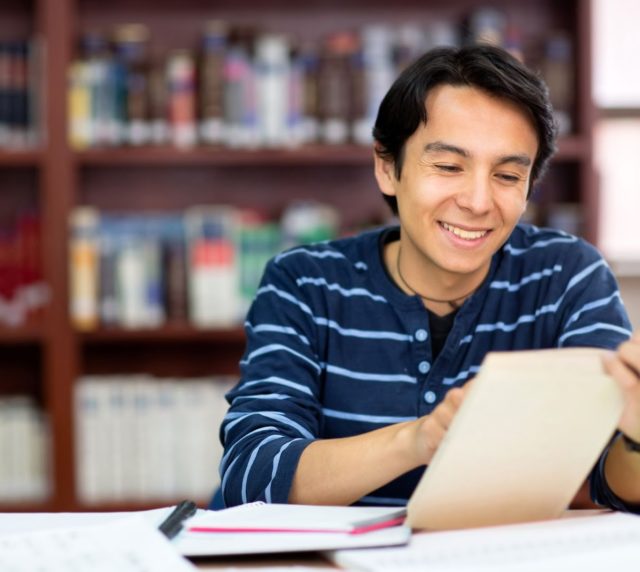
[440,221,489,240]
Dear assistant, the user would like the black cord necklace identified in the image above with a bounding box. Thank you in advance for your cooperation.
[395,246,478,309]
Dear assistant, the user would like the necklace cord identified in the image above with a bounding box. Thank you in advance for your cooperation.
[395,246,478,309]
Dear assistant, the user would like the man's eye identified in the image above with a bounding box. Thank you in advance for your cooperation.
[435,164,461,173]
[496,173,521,183]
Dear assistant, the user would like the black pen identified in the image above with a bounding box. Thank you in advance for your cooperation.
[158,499,198,540]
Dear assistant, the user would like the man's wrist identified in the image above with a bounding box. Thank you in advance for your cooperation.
[621,432,640,453]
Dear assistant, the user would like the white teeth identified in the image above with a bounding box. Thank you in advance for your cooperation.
[441,222,488,240]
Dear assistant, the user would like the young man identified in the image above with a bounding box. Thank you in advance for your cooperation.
[219,45,640,511]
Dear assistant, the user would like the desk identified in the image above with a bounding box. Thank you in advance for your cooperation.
[2,510,640,571]
[194,553,335,570]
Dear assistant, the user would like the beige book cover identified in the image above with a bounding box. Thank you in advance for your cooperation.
[406,348,624,530]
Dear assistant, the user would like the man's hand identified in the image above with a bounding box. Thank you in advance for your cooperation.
[600,332,640,503]
[604,332,640,442]
[289,381,473,505]
[409,382,473,466]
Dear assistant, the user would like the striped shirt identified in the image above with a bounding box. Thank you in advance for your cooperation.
[220,224,633,509]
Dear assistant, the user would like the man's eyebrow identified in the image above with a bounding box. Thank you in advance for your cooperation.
[495,154,532,168]
[424,141,533,168]
[424,141,469,157]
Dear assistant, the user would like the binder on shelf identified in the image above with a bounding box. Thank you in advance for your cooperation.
[74,374,235,504]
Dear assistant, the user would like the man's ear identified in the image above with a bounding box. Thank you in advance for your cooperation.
[373,151,398,198]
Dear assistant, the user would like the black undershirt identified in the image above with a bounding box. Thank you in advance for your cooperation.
[428,309,458,360]
[380,229,458,360]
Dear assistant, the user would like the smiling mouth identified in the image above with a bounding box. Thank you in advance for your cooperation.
[440,221,490,240]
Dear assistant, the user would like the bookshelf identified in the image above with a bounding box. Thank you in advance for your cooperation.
[0,0,597,511]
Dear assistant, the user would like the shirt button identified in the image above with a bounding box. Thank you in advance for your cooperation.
[418,361,431,374]
[415,329,428,342]
[424,391,437,404]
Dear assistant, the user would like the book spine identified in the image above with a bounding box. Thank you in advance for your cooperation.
[186,207,239,327]
[163,217,189,322]
[167,50,197,149]
[97,220,120,327]
[0,397,49,502]
[69,207,100,331]
[317,32,357,145]
[68,61,92,149]
[199,21,228,145]
[148,58,169,144]
[116,235,149,329]
[255,34,290,147]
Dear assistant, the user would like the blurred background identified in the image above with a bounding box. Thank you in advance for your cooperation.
[0,0,637,512]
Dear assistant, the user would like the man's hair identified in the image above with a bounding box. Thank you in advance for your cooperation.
[373,44,558,215]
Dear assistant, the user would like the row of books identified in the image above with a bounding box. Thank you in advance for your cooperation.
[69,202,339,330]
[0,39,41,150]
[0,212,49,327]
[0,396,49,502]
[74,374,236,504]
[68,7,573,151]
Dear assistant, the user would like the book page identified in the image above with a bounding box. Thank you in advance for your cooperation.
[0,516,195,572]
[407,348,624,530]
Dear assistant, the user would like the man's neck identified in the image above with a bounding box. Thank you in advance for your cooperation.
[384,239,489,315]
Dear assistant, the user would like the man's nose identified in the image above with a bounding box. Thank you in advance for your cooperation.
[455,173,493,214]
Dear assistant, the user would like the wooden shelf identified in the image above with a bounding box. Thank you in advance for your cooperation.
[75,144,375,167]
[0,324,46,344]
[555,136,590,160]
[79,323,246,344]
[0,149,42,167]
[0,0,597,512]
[74,137,586,167]
[0,499,57,512]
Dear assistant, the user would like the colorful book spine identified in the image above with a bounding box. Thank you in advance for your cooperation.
[68,205,339,330]
[199,20,228,145]
[185,206,239,327]
[69,207,100,330]
[167,50,197,148]
[0,38,41,149]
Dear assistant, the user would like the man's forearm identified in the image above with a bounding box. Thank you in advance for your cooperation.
[288,420,422,505]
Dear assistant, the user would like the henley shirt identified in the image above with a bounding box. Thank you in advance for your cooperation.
[219,224,633,510]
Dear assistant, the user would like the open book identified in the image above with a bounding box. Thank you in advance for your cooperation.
[407,347,624,530]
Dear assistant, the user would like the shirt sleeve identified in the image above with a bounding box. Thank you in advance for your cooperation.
[556,240,631,350]
[219,254,323,506]
[554,241,639,511]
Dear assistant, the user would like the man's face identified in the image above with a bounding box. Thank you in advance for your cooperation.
[375,84,538,288]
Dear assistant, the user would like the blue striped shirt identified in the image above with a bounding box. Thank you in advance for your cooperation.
[220,224,633,509]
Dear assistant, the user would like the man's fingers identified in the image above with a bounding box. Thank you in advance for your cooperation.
[604,353,638,392]
[617,339,640,378]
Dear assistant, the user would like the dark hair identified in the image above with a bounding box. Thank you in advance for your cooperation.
[373,44,558,214]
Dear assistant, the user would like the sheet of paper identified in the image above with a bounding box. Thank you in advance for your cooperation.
[0,508,171,536]
[331,512,640,572]
[407,348,624,530]
[0,515,196,572]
